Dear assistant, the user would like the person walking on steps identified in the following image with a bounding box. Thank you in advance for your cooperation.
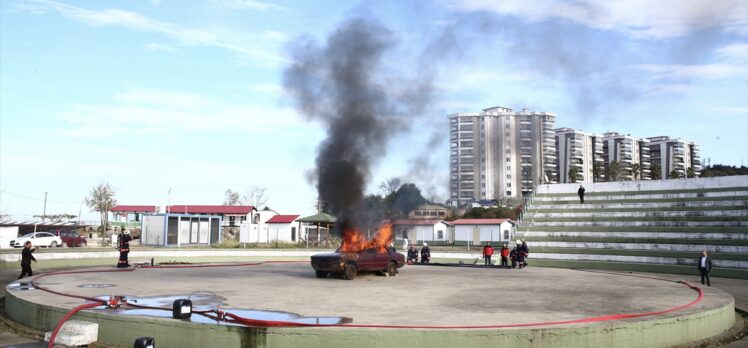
[697,250,712,286]
[18,241,37,279]
[578,185,586,204]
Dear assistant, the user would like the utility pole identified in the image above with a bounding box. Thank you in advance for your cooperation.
[42,192,48,221]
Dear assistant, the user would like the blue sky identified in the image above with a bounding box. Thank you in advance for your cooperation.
[1,0,746,221]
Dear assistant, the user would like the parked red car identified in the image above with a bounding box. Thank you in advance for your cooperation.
[53,230,88,247]
[311,247,405,280]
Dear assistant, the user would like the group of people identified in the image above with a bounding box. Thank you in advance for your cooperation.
[406,243,431,264]
[483,240,530,268]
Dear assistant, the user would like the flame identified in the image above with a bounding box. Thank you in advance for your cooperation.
[340,222,393,253]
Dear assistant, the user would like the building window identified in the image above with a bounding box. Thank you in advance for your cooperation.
[503,230,509,240]
[507,183,511,187]
[506,191,512,196]
[506,174,511,179]
[437,230,444,239]
[229,216,236,226]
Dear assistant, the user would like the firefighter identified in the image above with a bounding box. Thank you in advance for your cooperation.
[117,230,132,268]
[18,241,37,279]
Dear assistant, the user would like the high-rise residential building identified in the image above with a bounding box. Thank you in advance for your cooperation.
[647,136,701,179]
[601,132,651,181]
[449,106,556,205]
[555,128,604,183]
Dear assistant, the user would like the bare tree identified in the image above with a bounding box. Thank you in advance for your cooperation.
[242,186,268,208]
[85,182,116,243]
[223,189,241,206]
[378,177,402,196]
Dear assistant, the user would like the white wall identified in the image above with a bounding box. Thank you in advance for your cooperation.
[266,222,300,242]
[141,215,165,246]
[454,222,514,242]
[0,226,19,249]
[536,175,748,194]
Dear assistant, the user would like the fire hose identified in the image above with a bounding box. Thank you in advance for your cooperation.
[27,261,704,346]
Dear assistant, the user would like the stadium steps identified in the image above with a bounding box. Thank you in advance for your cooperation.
[517,181,748,279]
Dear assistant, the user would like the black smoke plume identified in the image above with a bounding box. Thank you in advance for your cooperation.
[282,18,434,230]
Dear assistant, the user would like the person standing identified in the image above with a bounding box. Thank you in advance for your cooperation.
[402,237,409,251]
[697,250,712,286]
[500,244,510,267]
[482,243,494,266]
[578,185,586,204]
[420,242,431,264]
[117,230,132,268]
[18,241,37,279]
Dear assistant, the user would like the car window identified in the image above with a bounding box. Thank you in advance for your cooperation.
[73,233,79,238]
[39,232,53,237]
[22,233,35,238]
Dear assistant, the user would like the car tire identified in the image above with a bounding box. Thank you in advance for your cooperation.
[50,241,58,248]
[387,261,398,276]
[315,270,328,278]
[342,263,357,280]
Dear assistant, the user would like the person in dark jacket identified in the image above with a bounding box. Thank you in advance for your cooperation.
[697,250,712,286]
[407,245,418,264]
[117,230,132,268]
[420,243,431,264]
[500,244,510,267]
[482,243,494,266]
[18,241,37,279]
[578,185,586,204]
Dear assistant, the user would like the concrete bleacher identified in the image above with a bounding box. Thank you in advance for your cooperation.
[517,175,748,279]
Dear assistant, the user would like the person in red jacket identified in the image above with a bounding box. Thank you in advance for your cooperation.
[482,243,494,266]
[500,244,510,268]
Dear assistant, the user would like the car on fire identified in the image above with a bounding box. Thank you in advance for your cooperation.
[311,247,406,280]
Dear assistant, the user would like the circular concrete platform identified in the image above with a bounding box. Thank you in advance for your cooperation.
[5,262,736,347]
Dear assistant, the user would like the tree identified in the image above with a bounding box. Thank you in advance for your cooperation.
[687,167,695,178]
[632,163,641,181]
[607,161,621,182]
[378,177,402,196]
[385,183,426,218]
[668,169,680,179]
[592,162,603,182]
[700,164,748,177]
[242,186,268,208]
[85,182,116,242]
[568,166,579,183]
[651,163,662,180]
[521,165,533,194]
[223,189,240,206]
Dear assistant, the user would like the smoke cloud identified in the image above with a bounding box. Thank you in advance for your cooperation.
[283,18,434,229]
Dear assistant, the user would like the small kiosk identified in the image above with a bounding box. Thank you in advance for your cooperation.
[140,213,222,246]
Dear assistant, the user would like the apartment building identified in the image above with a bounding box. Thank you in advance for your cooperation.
[449,106,556,205]
[601,132,651,181]
[555,128,604,183]
[647,136,701,179]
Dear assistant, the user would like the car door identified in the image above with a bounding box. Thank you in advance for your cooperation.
[358,248,376,270]
[72,232,80,246]
[37,232,53,246]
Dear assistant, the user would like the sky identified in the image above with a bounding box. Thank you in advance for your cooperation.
[1,0,747,221]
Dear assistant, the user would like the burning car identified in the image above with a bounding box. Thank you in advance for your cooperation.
[310,222,405,280]
[311,247,405,280]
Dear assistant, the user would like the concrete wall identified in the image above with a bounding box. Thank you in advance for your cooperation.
[536,175,748,194]
[454,222,513,243]
[4,289,736,348]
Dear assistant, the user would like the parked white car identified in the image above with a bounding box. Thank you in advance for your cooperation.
[10,232,64,248]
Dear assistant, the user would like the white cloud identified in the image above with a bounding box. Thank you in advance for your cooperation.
[449,0,748,39]
[212,0,283,11]
[53,89,312,138]
[712,106,748,115]
[24,0,291,63]
[145,42,175,52]
[630,63,746,80]
[715,43,748,62]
